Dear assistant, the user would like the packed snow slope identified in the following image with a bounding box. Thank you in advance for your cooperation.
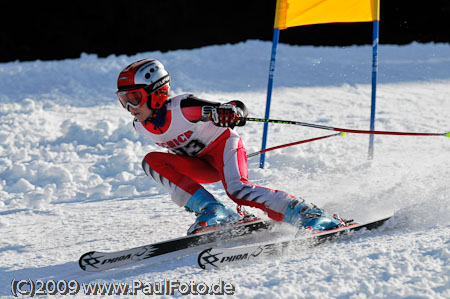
[1,41,449,298]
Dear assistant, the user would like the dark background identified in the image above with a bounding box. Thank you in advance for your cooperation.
[1,0,449,63]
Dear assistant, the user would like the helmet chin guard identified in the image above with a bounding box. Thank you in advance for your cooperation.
[145,76,170,110]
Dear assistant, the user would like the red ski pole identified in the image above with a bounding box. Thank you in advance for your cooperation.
[247,133,343,158]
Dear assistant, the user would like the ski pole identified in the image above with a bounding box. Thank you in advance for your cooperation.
[242,117,450,137]
[247,133,343,158]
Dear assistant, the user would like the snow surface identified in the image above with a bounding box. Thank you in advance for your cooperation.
[1,40,450,298]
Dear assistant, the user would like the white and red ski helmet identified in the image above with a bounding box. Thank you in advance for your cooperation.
[116,59,170,110]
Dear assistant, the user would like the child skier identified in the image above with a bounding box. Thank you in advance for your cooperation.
[116,59,344,234]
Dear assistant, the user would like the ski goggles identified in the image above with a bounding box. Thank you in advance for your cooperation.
[116,87,149,110]
[116,76,170,110]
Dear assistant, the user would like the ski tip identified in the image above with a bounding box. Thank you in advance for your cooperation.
[445,132,450,138]
[339,132,347,137]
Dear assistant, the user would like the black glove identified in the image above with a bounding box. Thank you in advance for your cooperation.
[209,104,241,127]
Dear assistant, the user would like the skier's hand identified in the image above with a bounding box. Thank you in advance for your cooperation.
[209,104,240,127]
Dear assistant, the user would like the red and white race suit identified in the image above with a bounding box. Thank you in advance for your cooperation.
[136,94,294,221]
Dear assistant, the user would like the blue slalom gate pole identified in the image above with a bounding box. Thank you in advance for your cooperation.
[368,20,379,159]
[260,29,280,168]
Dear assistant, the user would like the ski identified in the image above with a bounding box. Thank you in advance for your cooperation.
[197,215,392,269]
[79,218,274,272]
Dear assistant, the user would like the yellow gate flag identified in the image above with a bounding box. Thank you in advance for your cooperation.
[274,0,380,29]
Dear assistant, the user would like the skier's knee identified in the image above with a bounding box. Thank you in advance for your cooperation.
[142,152,160,177]
[142,151,169,172]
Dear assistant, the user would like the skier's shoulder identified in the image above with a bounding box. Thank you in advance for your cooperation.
[175,94,220,108]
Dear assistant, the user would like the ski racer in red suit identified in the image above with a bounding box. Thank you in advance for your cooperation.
[116,59,344,234]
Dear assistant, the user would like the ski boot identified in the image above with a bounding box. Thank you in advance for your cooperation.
[185,188,242,235]
[283,198,345,231]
